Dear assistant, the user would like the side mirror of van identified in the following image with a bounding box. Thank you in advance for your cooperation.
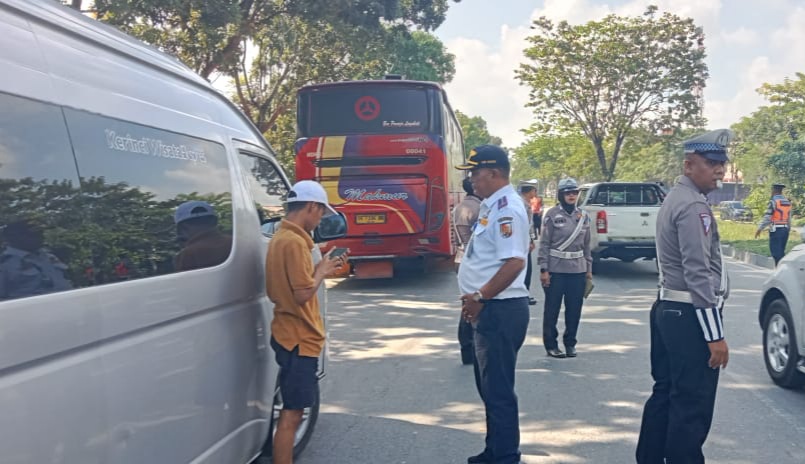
[314,212,347,243]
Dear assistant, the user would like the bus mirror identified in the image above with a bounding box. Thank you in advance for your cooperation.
[314,212,348,243]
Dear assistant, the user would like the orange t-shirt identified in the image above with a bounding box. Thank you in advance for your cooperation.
[265,220,324,357]
[530,196,542,214]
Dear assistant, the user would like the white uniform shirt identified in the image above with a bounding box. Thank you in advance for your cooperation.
[457,184,529,300]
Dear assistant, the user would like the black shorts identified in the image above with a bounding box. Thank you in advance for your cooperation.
[271,337,319,410]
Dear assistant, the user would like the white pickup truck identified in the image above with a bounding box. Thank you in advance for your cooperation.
[577,182,665,272]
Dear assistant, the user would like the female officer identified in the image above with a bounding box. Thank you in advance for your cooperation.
[538,178,592,358]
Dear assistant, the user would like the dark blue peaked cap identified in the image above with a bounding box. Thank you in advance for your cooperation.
[683,129,733,162]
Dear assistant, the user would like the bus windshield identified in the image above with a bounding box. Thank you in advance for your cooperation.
[299,86,431,137]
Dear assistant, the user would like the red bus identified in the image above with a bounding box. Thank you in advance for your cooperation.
[295,77,465,278]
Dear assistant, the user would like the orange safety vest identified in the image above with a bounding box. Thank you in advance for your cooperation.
[772,198,792,225]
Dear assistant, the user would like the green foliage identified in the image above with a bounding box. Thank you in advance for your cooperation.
[455,111,502,156]
[718,219,802,257]
[511,133,597,189]
[516,6,707,181]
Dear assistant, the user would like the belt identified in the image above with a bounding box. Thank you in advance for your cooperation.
[659,287,693,304]
[549,249,584,259]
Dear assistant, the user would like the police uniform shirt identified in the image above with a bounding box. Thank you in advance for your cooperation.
[657,176,725,341]
[457,184,529,299]
[520,196,536,240]
[757,194,792,231]
[538,205,592,274]
[0,246,72,300]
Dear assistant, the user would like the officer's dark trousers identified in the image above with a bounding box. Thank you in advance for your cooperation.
[472,298,529,464]
[524,252,533,291]
[458,317,474,363]
[636,300,720,464]
[770,227,789,265]
[542,272,585,351]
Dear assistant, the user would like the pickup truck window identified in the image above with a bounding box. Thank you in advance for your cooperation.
[589,184,661,206]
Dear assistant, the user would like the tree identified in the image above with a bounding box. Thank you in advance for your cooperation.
[93,0,456,79]
[516,6,707,181]
[455,111,502,156]
[510,132,597,188]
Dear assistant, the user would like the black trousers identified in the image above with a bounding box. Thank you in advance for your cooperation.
[769,227,789,265]
[636,300,720,464]
[542,272,585,350]
[472,298,530,464]
[524,251,533,291]
[458,317,474,362]
[533,214,542,238]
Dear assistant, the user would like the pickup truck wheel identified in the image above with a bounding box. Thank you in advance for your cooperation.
[762,299,805,389]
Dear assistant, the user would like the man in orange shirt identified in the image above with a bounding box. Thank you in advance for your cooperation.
[266,180,347,464]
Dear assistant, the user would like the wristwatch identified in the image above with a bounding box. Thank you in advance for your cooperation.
[471,290,484,302]
[540,268,548,273]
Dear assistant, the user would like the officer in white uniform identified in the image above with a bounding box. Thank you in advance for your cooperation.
[636,129,731,464]
[456,145,530,464]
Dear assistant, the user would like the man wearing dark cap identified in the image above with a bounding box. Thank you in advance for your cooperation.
[173,200,233,271]
[456,145,530,464]
[755,183,792,266]
[636,129,731,464]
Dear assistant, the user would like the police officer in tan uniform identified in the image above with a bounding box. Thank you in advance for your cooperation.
[538,178,592,358]
[636,129,731,464]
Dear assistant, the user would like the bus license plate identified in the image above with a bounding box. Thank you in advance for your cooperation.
[356,214,386,224]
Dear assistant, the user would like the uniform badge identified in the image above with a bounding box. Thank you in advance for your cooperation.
[479,217,488,226]
[497,196,508,209]
[699,213,712,235]
[500,221,513,238]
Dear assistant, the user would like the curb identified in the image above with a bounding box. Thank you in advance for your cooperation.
[721,244,775,269]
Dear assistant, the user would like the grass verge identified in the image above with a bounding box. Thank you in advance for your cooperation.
[718,220,802,256]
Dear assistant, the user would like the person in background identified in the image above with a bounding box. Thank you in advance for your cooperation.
[636,129,731,463]
[455,145,530,464]
[453,177,482,365]
[0,220,72,300]
[538,177,592,359]
[531,191,543,239]
[266,180,347,464]
[518,180,539,306]
[755,183,792,266]
[174,200,233,271]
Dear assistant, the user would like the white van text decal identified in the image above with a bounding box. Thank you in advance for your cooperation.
[105,130,207,164]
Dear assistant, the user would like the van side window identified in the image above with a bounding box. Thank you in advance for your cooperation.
[237,153,289,236]
[62,108,233,279]
[0,93,83,301]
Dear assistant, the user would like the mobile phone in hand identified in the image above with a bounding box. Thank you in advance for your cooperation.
[329,247,348,259]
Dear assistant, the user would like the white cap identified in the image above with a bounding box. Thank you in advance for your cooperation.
[287,180,337,216]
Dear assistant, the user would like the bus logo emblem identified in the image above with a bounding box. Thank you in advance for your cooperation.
[354,96,381,121]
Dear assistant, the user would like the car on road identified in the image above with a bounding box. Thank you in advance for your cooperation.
[758,243,805,389]
[578,182,663,272]
[718,200,753,222]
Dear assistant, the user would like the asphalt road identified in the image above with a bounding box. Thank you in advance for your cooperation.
[297,256,805,464]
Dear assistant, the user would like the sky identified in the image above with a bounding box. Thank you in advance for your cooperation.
[434,0,805,148]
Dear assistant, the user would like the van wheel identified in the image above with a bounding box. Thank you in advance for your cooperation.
[260,379,321,460]
[763,299,805,389]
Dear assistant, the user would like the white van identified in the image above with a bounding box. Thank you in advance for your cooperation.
[0,0,345,462]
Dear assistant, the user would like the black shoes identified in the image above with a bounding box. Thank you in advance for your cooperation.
[467,450,492,464]
[546,348,566,358]
[528,297,537,305]
[565,346,577,358]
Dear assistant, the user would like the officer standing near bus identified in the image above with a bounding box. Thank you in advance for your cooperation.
[456,145,530,464]
[636,129,731,464]
[755,183,792,266]
[518,179,539,306]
